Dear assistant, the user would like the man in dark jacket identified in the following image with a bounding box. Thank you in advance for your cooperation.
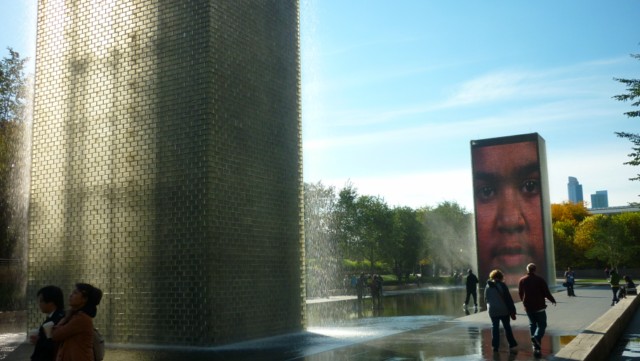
[30,285,65,361]
[464,269,479,310]
[518,263,556,357]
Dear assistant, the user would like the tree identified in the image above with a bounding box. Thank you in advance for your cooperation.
[551,202,591,268]
[0,48,29,122]
[613,53,640,200]
[575,214,639,269]
[421,201,474,275]
[386,206,424,282]
[0,48,29,260]
[304,181,340,297]
[0,47,30,310]
[551,202,590,224]
[354,195,392,272]
[334,183,361,260]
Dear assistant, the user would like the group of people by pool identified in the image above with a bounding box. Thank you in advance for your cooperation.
[28,283,102,361]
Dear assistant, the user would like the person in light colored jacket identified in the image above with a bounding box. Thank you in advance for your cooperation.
[485,269,518,353]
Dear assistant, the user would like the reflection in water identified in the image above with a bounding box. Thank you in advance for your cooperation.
[307,286,472,326]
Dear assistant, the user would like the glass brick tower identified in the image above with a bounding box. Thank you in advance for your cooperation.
[29,0,304,346]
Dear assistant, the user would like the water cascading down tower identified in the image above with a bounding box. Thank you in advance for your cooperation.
[28,0,304,346]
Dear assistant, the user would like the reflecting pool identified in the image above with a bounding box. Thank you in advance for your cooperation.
[3,286,571,360]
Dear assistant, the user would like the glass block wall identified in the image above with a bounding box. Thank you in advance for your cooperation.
[29,0,304,346]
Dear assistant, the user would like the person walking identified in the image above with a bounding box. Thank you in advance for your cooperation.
[609,268,621,306]
[463,269,479,310]
[356,273,367,315]
[485,269,518,353]
[564,267,576,297]
[518,263,556,357]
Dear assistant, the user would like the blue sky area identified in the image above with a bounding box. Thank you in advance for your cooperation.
[1,1,639,210]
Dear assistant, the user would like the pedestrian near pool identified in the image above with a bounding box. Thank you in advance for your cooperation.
[30,285,66,361]
[356,273,367,314]
[518,263,556,357]
[52,283,103,361]
[609,268,621,306]
[564,267,576,297]
[485,269,518,353]
[463,269,479,310]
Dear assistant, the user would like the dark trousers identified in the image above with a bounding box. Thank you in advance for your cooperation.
[612,286,620,303]
[566,282,575,296]
[526,310,547,345]
[465,289,477,305]
[490,315,517,349]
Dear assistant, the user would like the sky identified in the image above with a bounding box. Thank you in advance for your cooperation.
[1,1,639,211]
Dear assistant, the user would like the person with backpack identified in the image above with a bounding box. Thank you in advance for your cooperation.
[564,267,576,297]
[52,283,103,361]
[485,269,518,353]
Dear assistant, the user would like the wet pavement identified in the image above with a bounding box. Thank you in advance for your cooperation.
[0,284,633,360]
[611,299,640,360]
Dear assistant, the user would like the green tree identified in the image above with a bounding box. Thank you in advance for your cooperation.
[334,184,393,273]
[386,206,424,282]
[0,48,28,260]
[334,183,360,260]
[354,195,392,273]
[421,201,473,275]
[0,47,29,310]
[615,212,640,268]
[304,181,340,297]
[0,48,28,122]
[575,214,639,269]
[613,53,640,200]
[551,202,591,268]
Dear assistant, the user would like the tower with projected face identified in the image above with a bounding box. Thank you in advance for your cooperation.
[29,1,304,346]
[470,133,555,287]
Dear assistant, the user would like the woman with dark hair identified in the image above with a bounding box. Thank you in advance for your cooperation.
[30,285,65,361]
[52,283,103,361]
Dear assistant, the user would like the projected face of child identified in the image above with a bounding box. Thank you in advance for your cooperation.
[472,140,545,286]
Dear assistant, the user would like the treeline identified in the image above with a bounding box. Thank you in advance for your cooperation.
[305,181,640,296]
[552,202,640,270]
[304,181,475,296]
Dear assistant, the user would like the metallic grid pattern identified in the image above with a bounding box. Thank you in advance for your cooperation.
[29,0,304,346]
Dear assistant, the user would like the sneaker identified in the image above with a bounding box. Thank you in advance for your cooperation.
[533,348,541,357]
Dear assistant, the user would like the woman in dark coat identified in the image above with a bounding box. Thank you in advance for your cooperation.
[485,269,518,353]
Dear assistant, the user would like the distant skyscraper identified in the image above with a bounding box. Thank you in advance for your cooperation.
[591,190,609,208]
[567,177,583,203]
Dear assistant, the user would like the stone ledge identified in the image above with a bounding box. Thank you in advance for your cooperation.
[553,294,640,361]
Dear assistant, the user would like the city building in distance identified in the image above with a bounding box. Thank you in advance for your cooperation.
[591,190,609,209]
[567,176,584,203]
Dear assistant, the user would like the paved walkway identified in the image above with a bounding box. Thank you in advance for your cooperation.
[1,285,636,360]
